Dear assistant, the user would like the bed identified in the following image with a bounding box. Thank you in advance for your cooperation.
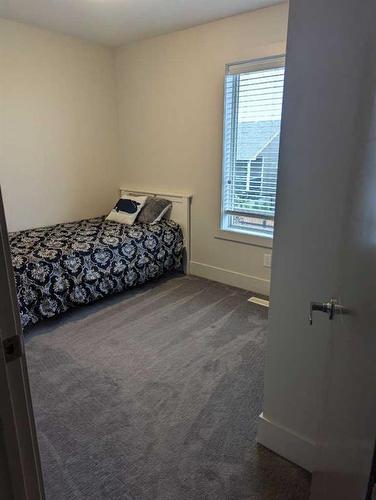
[9,190,192,329]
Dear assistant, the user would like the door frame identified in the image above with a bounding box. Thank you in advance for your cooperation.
[0,188,45,499]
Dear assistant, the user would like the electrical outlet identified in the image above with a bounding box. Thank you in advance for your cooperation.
[263,253,272,268]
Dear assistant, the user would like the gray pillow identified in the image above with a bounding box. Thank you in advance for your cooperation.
[137,197,172,224]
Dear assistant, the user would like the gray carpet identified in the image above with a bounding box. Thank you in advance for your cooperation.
[25,274,311,500]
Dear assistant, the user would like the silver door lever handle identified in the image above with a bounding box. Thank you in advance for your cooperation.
[309,298,344,325]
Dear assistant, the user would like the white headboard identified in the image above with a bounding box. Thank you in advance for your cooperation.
[120,188,192,274]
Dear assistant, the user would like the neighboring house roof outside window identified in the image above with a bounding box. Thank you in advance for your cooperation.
[236,120,281,161]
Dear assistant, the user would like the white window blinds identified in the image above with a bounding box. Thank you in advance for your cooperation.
[221,55,285,237]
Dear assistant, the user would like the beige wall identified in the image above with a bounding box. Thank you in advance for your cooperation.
[0,19,121,232]
[0,6,288,293]
[116,4,288,294]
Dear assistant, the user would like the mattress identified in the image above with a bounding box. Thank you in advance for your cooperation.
[9,217,183,328]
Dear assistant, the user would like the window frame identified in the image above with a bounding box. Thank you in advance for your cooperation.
[219,54,285,244]
[246,156,263,193]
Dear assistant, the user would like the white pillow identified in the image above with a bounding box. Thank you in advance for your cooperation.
[106,195,147,225]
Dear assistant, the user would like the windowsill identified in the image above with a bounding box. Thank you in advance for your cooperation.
[215,228,273,248]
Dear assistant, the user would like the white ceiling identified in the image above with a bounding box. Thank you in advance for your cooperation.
[0,0,285,47]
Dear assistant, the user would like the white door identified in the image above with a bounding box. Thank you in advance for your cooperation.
[309,25,376,499]
[310,114,376,499]
[0,188,45,499]
[261,0,376,497]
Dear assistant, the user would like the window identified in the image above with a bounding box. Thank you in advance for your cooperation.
[221,55,285,238]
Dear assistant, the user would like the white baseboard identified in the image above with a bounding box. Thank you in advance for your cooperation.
[189,261,270,295]
[257,413,316,472]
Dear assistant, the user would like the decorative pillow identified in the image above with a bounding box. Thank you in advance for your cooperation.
[137,197,172,224]
[106,195,147,225]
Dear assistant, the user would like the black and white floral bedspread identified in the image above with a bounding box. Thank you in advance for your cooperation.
[9,217,183,329]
